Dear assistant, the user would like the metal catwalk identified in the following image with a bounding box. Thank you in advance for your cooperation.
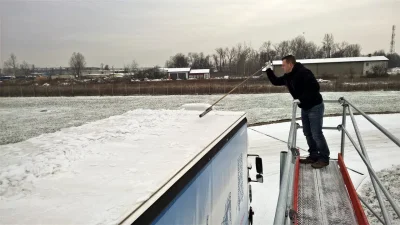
[297,161,357,225]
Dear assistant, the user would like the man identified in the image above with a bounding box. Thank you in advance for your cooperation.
[263,55,330,169]
[249,206,254,225]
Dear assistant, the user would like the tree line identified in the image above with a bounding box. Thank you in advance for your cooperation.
[2,33,400,79]
[165,33,400,76]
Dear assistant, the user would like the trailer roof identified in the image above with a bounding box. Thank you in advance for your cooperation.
[0,108,246,225]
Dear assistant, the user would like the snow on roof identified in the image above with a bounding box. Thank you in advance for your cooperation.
[0,109,245,225]
[190,69,210,74]
[272,56,389,65]
[166,68,191,73]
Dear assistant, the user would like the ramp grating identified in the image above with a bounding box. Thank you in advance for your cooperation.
[298,161,358,225]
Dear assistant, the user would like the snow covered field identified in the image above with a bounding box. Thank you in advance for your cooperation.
[2,91,400,145]
[1,92,400,224]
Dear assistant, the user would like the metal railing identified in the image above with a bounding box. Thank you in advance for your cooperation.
[273,97,400,225]
[274,100,299,225]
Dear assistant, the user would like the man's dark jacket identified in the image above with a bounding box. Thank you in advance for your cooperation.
[266,62,323,110]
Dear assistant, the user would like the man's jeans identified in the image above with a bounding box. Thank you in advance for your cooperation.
[301,103,330,162]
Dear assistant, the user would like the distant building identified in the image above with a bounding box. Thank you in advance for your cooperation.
[189,69,210,79]
[167,68,191,80]
[166,68,211,80]
[271,56,389,77]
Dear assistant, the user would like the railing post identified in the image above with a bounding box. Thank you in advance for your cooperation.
[280,151,287,188]
[340,99,347,158]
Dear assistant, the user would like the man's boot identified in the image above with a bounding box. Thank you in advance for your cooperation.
[299,156,318,164]
[311,160,329,169]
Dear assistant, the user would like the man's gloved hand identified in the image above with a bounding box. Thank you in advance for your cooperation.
[262,61,273,72]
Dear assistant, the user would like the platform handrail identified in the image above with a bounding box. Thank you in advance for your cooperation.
[341,97,400,223]
[273,100,299,225]
[346,105,391,224]
[274,97,400,224]
[341,97,400,147]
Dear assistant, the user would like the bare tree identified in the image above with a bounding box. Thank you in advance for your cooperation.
[226,47,236,74]
[212,54,219,71]
[331,42,361,57]
[274,41,290,59]
[123,65,130,73]
[165,53,189,68]
[235,43,251,76]
[100,63,104,70]
[345,44,361,57]
[322,34,335,58]
[245,49,261,75]
[215,47,225,71]
[372,50,386,56]
[332,42,348,57]
[305,42,318,58]
[189,52,212,69]
[20,61,31,77]
[260,41,276,62]
[386,53,400,68]
[3,53,18,76]
[69,52,86,79]
[289,36,307,58]
[130,60,139,75]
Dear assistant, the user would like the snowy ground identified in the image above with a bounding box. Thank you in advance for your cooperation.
[2,91,400,145]
[1,92,400,224]
[248,113,400,225]
[359,166,400,225]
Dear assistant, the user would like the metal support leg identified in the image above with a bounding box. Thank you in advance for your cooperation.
[340,103,347,158]
[280,151,287,188]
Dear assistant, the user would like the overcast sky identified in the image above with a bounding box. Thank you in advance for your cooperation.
[0,0,399,68]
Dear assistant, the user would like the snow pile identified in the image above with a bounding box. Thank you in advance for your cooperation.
[180,103,213,111]
[359,165,400,225]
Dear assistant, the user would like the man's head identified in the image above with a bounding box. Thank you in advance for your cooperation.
[281,55,296,73]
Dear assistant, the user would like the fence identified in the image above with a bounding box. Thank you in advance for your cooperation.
[1,78,400,97]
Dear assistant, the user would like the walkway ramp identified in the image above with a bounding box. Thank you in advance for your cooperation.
[275,97,400,225]
[298,160,357,225]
